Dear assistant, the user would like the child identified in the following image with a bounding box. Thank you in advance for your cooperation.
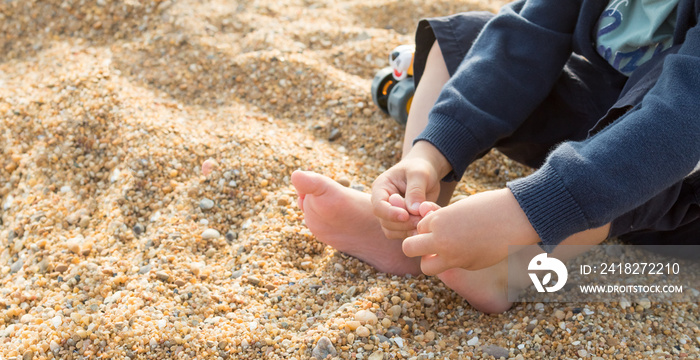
[292,0,700,313]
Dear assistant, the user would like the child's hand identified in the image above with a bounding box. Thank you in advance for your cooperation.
[370,159,438,239]
[370,141,450,239]
[402,188,540,275]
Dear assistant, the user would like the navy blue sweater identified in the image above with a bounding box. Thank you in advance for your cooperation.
[415,0,700,246]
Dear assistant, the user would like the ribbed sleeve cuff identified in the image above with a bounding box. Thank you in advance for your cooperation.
[414,112,482,182]
[507,163,589,247]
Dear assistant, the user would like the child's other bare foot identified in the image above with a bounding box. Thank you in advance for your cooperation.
[437,245,539,314]
[437,260,513,314]
[291,170,422,276]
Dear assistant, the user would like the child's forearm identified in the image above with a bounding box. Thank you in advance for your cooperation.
[508,44,700,247]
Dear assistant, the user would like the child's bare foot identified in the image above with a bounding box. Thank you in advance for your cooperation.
[291,170,422,276]
[437,245,541,314]
[437,260,513,314]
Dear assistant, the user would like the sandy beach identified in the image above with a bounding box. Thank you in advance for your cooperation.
[1,0,698,359]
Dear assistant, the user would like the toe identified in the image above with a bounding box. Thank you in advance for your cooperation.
[291,170,331,197]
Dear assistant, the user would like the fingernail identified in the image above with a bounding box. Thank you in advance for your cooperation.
[410,202,420,212]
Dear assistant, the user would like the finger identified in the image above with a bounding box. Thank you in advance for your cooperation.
[419,201,441,218]
[404,169,430,215]
[379,214,422,232]
[370,180,409,222]
[388,193,406,209]
[373,200,410,222]
[370,174,404,206]
[416,211,436,234]
[420,254,449,276]
[402,233,438,258]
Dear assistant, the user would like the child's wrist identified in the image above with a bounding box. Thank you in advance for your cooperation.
[408,140,452,179]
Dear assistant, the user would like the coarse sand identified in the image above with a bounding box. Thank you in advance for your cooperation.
[1,0,698,359]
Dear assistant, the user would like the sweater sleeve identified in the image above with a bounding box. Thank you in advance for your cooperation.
[507,23,700,247]
[414,0,583,181]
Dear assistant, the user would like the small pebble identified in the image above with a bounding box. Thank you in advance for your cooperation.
[605,245,623,257]
[368,350,384,360]
[55,264,69,273]
[10,258,23,273]
[225,230,238,242]
[133,223,145,235]
[66,211,80,225]
[66,237,82,254]
[578,349,588,357]
[328,128,341,141]
[619,298,631,309]
[201,158,219,176]
[336,177,351,187]
[277,195,290,206]
[467,337,479,346]
[311,336,337,359]
[155,271,170,281]
[23,351,34,360]
[481,345,509,359]
[139,264,152,275]
[51,316,62,328]
[525,321,537,332]
[356,325,370,337]
[376,334,391,344]
[389,305,402,321]
[199,198,215,210]
[355,309,378,325]
[201,228,220,240]
[345,320,361,331]
[638,298,651,309]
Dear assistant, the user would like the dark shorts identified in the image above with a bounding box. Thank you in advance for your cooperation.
[413,12,700,245]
